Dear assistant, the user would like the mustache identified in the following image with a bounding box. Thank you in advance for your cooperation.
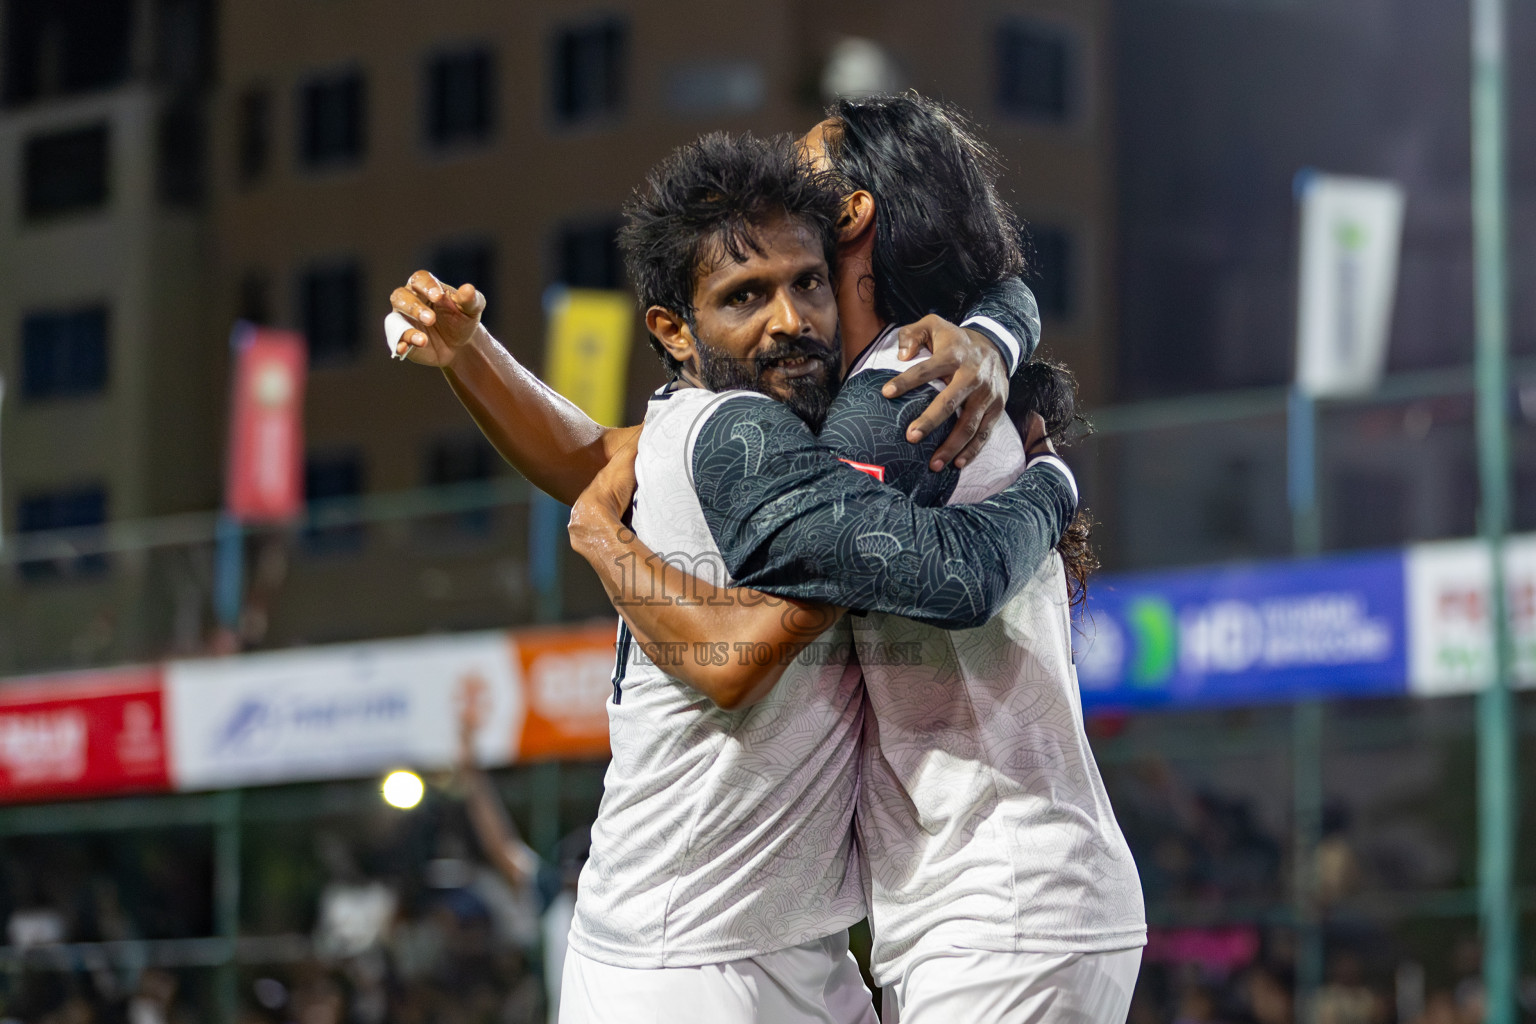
[750,336,836,373]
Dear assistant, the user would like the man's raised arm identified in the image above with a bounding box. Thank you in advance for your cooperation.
[387,271,636,505]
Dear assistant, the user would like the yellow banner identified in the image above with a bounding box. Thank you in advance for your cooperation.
[544,289,633,427]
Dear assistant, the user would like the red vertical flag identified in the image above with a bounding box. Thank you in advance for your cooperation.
[225,324,307,522]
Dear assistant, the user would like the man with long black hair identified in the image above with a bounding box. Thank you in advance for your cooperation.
[572,94,1145,1024]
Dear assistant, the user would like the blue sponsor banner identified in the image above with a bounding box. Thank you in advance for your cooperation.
[1074,550,1409,710]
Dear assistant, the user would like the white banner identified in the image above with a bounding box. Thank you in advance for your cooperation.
[166,632,525,791]
[1404,537,1536,696]
[1295,172,1406,397]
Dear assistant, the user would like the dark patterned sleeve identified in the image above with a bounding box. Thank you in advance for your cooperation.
[691,395,1076,630]
[960,277,1041,374]
[816,371,958,507]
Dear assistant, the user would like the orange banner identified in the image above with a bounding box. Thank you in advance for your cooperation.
[510,622,617,762]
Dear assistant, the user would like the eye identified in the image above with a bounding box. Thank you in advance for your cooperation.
[797,273,825,292]
[726,288,756,306]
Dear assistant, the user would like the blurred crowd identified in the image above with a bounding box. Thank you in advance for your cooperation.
[0,736,1529,1024]
[0,799,583,1024]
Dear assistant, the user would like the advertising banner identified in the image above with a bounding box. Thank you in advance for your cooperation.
[0,667,170,803]
[1076,551,1407,709]
[225,324,307,523]
[1404,536,1536,696]
[543,288,633,427]
[1294,172,1406,398]
[511,622,617,762]
[166,632,525,792]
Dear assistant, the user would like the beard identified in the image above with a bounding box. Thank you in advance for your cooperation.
[693,330,842,432]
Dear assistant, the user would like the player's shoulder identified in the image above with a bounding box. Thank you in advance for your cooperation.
[638,384,810,491]
[846,326,941,389]
[642,384,765,455]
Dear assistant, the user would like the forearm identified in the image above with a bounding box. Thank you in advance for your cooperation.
[695,393,1074,629]
[722,461,1077,629]
[462,763,534,886]
[443,326,625,505]
[571,508,841,709]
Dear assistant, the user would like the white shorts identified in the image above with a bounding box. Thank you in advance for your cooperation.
[559,931,877,1024]
[881,947,1143,1024]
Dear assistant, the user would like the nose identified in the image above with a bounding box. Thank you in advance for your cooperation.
[767,287,809,338]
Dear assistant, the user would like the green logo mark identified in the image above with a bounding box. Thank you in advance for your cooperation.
[1126,597,1178,688]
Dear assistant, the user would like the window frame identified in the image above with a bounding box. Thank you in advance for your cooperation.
[994,17,1082,127]
[422,45,497,152]
[548,16,629,129]
[295,68,367,172]
[19,304,111,400]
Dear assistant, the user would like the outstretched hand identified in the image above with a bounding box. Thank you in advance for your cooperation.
[388,270,488,367]
[882,315,1009,471]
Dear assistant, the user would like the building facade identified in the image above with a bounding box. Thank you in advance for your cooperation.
[1,0,1118,672]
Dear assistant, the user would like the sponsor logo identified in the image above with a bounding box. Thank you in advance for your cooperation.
[1081,590,1393,691]
[837,458,886,483]
[529,651,612,719]
[0,709,87,784]
[212,690,410,756]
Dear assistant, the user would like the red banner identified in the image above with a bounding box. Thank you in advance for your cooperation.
[225,324,306,523]
[0,667,171,803]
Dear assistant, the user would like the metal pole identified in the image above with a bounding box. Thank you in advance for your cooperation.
[1471,0,1518,1015]
[529,493,565,623]
[530,761,562,859]
[1287,386,1321,557]
[213,789,243,1023]
[1291,700,1324,1021]
[1288,383,1325,1020]
[214,513,243,632]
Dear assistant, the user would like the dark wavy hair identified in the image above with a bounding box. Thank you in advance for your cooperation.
[821,92,1025,325]
[618,131,843,375]
[1010,358,1098,607]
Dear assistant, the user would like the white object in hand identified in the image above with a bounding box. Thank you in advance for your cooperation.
[384,312,414,360]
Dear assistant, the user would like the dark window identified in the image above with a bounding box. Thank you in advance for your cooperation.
[238,272,271,325]
[1025,226,1074,320]
[551,20,626,125]
[17,486,108,581]
[304,451,366,553]
[1329,470,1409,550]
[996,21,1073,122]
[21,307,109,399]
[298,262,362,365]
[158,93,205,207]
[1201,457,1255,549]
[428,240,496,331]
[237,88,271,184]
[425,48,495,148]
[1,0,133,107]
[23,123,110,221]
[424,434,498,534]
[152,0,213,88]
[298,72,366,169]
[554,221,622,289]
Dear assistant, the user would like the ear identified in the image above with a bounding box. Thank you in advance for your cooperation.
[836,190,875,245]
[645,306,697,367]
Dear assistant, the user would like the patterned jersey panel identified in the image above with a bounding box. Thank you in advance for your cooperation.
[818,370,958,507]
[692,394,1076,629]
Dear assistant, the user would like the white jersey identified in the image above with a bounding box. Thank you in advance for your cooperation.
[848,334,1146,986]
[567,385,866,970]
